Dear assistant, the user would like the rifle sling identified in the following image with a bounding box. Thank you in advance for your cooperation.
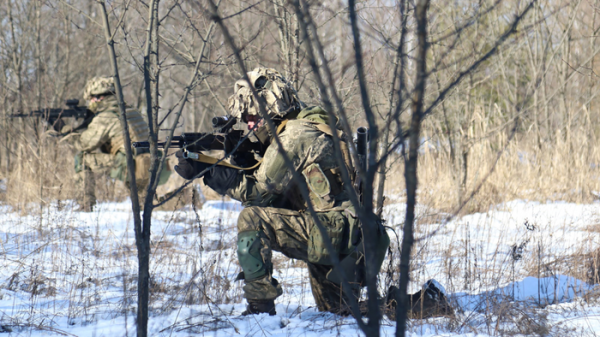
[188,120,288,171]
[299,120,355,187]
[189,153,264,171]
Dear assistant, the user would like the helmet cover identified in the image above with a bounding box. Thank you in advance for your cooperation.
[83,77,116,101]
[227,68,303,119]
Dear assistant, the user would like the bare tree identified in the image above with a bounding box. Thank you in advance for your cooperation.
[97,0,217,335]
[4,0,600,335]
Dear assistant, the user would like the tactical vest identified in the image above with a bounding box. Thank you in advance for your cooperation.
[298,119,354,211]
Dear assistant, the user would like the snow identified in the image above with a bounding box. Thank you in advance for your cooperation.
[455,275,592,311]
[0,198,599,336]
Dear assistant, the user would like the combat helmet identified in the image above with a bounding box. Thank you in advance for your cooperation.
[83,77,116,101]
[228,68,304,120]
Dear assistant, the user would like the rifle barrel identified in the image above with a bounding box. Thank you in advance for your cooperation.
[212,115,237,131]
[132,141,150,148]
[9,108,89,118]
[132,136,185,149]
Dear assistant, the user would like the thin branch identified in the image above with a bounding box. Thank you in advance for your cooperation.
[58,0,102,27]
[423,1,537,117]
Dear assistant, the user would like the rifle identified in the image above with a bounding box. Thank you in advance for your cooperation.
[9,99,94,133]
[132,115,266,168]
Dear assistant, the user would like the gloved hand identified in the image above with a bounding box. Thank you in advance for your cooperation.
[231,151,258,168]
[174,150,210,180]
[203,165,240,195]
[175,151,242,193]
[59,124,74,134]
[59,132,80,143]
[44,122,71,137]
[44,129,61,137]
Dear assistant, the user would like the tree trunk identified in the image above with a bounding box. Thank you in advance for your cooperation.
[397,1,429,336]
[98,1,146,336]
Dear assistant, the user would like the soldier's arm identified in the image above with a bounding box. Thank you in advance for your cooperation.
[73,112,115,152]
[219,131,298,206]
[202,160,277,206]
[217,173,271,206]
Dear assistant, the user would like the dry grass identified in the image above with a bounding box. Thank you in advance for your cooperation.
[379,117,600,334]
[0,138,217,212]
[1,106,599,335]
[384,116,599,215]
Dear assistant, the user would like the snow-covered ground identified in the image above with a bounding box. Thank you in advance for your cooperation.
[0,198,599,336]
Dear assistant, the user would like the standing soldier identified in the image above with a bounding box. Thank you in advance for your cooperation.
[65,77,170,211]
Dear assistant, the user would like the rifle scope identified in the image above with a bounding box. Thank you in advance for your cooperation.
[66,99,80,107]
[212,116,234,128]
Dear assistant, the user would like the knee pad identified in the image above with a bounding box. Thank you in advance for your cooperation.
[237,231,267,282]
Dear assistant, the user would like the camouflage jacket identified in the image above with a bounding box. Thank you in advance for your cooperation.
[225,106,351,212]
[74,96,149,155]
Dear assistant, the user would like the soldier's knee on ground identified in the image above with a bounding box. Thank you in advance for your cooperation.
[237,229,282,302]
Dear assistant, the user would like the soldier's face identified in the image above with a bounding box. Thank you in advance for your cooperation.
[88,96,106,113]
[246,114,263,130]
[90,96,104,104]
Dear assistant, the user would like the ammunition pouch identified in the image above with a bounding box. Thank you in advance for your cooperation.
[111,150,171,186]
[307,212,347,265]
[302,164,345,211]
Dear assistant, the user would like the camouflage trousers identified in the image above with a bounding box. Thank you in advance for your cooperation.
[76,152,115,209]
[237,206,355,313]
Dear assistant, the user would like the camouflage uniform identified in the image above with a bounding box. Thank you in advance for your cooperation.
[72,94,169,208]
[177,68,450,317]
[174,68,386,314]
[221,106,360,312]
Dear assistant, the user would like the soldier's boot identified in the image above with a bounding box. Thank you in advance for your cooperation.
[383,285,398,320]
[385,280,454,320]
[241,299,276,316]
